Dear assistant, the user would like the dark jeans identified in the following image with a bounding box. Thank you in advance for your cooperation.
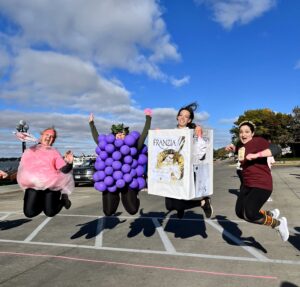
[102,187,140,216]
[24,188,63,218]
[235,185,271,223]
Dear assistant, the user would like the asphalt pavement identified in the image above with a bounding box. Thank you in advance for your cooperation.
[0,162,299,287]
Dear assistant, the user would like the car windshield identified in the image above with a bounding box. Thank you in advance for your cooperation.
[80,160,95,167]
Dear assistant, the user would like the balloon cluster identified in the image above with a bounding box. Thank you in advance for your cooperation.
[93,131,148,192]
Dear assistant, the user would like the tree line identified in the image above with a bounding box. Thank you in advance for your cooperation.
[214,106,300,159]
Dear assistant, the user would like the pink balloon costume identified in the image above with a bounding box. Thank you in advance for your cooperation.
[17,144,74,195]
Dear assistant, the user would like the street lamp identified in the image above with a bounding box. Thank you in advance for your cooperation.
[16,120,29,153]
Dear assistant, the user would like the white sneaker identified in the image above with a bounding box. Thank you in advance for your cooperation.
[267,197,273,202]
[275,217,289,242]
[269,208,280,219]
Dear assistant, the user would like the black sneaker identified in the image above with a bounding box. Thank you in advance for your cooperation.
[61,194,72,209]
[177,210,184,219]
[202,197,213,219]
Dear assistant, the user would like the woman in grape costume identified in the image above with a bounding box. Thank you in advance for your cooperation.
[89,109,151,216]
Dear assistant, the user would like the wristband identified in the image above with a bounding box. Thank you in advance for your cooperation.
[258,151,262,158]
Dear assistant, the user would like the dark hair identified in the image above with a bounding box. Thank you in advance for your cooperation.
[177,102,198,129]
[238,120,255,133]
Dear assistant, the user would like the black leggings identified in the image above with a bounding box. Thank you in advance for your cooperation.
[102,187,140,216]
[165,197,201,212]
[24,188,63,218]
[235,186,271,223]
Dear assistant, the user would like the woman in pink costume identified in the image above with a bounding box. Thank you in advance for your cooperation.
[17,128,74,218]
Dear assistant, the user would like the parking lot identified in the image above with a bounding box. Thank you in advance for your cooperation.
[0,162,299,287]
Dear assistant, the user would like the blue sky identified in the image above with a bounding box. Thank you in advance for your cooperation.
[0,0,299,157]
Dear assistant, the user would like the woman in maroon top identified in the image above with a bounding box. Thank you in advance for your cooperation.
[226,121,289,242]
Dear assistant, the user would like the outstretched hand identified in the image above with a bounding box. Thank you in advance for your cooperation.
[225,144,236,152]
[195,125,203,138]
[144,108,152,117]
[0,170,8,179]
[64,150,74,164]
[89,113,94,123]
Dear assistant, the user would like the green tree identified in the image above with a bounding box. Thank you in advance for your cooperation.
[229,109,293,146]
[291,106,300,142]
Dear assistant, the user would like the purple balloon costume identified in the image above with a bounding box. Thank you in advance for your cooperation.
[89,115,151,216]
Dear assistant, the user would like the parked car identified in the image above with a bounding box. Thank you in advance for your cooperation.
[73,158,96,186]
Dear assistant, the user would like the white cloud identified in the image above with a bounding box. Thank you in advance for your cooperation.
[195,0,277,29]
[170,76,190,87]
[0,49,131,111]
[0,0,180,78]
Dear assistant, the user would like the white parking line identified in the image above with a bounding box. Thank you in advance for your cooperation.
[152,218,176,253]
[0,239,299,266]
[24,217,52,242]
[95,217,104,248]
[0,213,11,220]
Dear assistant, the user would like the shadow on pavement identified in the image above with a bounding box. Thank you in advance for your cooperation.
[288,227,300,252]
[71,213,126,240]
[228,188,239,197]
[280,282,299,287]
[0,218,32,230]
[164,211,208,239]
[215,215,267,253]
[127,209,167,238]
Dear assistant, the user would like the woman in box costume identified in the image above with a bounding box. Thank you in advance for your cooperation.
[89,109,151,216]
[17,128,74,218]
[225,121,289,241]
[164,103,213,219]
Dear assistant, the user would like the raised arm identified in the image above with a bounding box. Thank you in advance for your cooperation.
[89,113,99,145]
[137,109,152,151]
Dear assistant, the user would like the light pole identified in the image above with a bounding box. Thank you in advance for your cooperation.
[16,120,29,153]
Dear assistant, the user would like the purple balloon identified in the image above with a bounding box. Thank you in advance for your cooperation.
[98,134,106,142]
[99,151,108,160]
[116,179,125,188]
[130,147,137,156]
[130,131,140,140]
[130,169,137,178]
[105,143,115,154]
[120,145,130,155]
[104,166,114,175]
[124,155,133,164]
[112,151,122,161]
[129,178,139,189]
[106,134,115,144]
[137,177,146,189]
[136,165,144,177]
[112,160,122,170]
[113,170,123,181]
[138,154,148,165]
[105,157,113,166]
[95,161,105,171]
[95,146,101,155]
[131,159,138,168]
[93,170,106,181]
[108,185,117,192]
[141,144,148,154]
[124,135,136,147]
[114,139,124,148]
[98,140,107,150]
[104,176,114,186]
[123,173,132,183]
[121,164,131,174]
[94,181,107,192]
